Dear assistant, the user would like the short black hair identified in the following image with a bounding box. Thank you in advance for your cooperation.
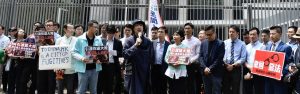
[9,27,17,32]
[151,26,158,31]
[54,22,60,28]
[204,25,215,32]
[184,23,194,29]
[74,24,83,29]
[63,23,72,29]
[124,24,133,31]
[243,30,249,35]
[288,26,298,33]
[99,23,109,30]
[99,23,109,29]
[0,24,5,30]
[269,26,282,34]
[106,25,117,34]
[229,25,240,33]
[35,24,45,31]
[249,27,260,35]
[261,29,270,35]
[88,20,99,27]
[174,28,185,41]
[34,22,42,25]
[159,26,168,34]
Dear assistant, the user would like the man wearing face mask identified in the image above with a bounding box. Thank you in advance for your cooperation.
[123,19,153,94]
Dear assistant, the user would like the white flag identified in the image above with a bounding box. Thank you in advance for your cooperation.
[148,0,163,39]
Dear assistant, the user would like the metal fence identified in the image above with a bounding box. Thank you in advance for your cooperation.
[0,0,300,41]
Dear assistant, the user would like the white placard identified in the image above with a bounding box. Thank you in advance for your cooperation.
[38,45,71,70]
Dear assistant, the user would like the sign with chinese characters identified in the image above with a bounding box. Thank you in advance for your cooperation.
[148,0,163,39]
[6,42,36,58]
[168,48,192,65]
[39,45,71,70]
[85,46,109,63]
[252,50,285,80]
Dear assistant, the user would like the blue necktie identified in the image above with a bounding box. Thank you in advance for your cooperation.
[230,41,235,64]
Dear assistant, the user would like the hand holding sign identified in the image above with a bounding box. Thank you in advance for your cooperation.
[252,50,285,80]
[85,46,109,63]
[168,48,192,65]
[38,45,71,70]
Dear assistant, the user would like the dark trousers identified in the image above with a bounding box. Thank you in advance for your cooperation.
[2,65,8,92]
[17,60,37,94]
[37,70,56,94]
[114,64,122,94]
[243,67,253,94]
[202,74,222,94]
[150,64,167,94]
[296,78,300,93]
[186,64,201,94]
[8,62,20,94]
[168,77,186,94]
[57,74,75,94]
[223,67,241,94]
[264,78,288,94]
[28,63,37,94]
[243,75,265,94]
[98,63,121,94]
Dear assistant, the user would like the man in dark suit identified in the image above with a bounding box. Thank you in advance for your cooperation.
[150,26,170,94]
[199,25,225,94]
[97,25,123,94]
[264,26,292,94]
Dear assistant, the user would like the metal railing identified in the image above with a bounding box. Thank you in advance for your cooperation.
[0,0,299,41]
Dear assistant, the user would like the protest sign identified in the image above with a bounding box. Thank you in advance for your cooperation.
[6,42,36,58]
[252,50,285,80]
[34,31,55,45]
[168,48,192,65]
[39,45,71,70]
[85,46,109,63]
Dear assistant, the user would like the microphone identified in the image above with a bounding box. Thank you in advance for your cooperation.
[137,32,142,46]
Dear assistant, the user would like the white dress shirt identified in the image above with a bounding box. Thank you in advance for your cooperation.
[55,35,77,74]
[155,41,165,64]
[106,39,117,63]
[182,36,201,63]
[246,40,263,68]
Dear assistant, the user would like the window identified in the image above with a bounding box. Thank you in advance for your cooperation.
[188,0,224,5]
[110,0,139,21]
[163,0,179,20]
[187,0,223,20]
[187,9,223,20]
[233,9,243,20]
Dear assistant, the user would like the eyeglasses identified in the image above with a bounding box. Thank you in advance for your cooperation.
[46,24,54,27]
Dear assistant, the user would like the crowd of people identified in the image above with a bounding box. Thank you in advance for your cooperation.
[0,19,299,94]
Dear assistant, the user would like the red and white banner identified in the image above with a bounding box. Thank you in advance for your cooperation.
[6,42,36,58]
[168,48,192,65]
[148,0,164,40]
[252,50,285,80]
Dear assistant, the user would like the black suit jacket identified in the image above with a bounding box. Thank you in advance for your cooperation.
[113,38,123,64]
[102,38,123,64]
[199,39,225,76]
[151,40,170,71]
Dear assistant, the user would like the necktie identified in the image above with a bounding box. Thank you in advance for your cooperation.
[271,43,276,51]
[230,41,235,64]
